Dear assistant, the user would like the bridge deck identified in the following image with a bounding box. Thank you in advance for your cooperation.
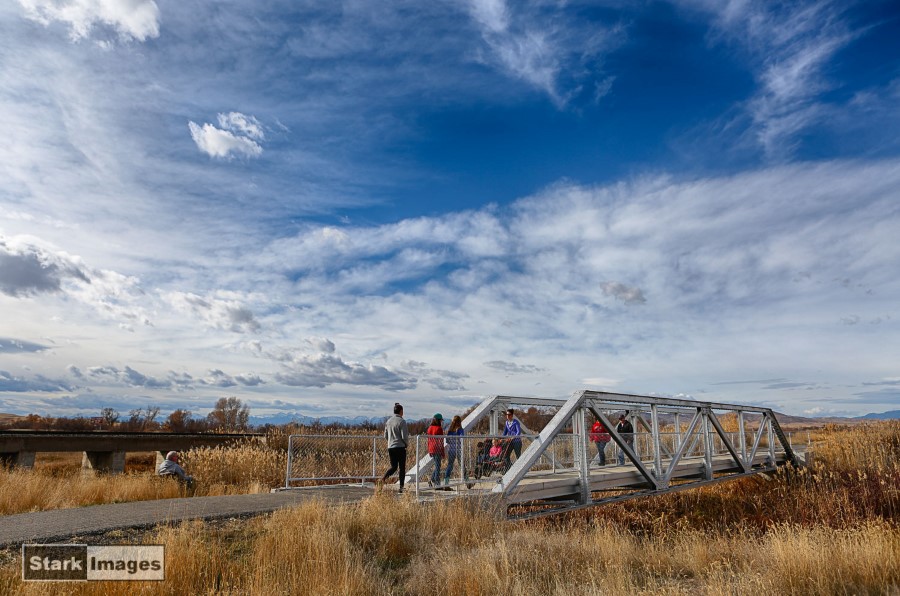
[418,450,797,503]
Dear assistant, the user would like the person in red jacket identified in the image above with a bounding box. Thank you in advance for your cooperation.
[589,417,611,466]
[426,414,445,487]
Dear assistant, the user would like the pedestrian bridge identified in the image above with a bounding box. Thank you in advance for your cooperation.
[285,390,803,518]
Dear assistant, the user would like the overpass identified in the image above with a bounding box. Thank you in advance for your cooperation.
[0,430,263,473]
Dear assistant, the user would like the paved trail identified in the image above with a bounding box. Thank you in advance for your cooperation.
[0,486,373,547]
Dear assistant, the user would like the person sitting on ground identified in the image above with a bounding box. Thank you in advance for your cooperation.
[157,451,194,488]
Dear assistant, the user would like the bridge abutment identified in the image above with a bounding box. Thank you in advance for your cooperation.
[81,450,126,474]
[0,451,36,469]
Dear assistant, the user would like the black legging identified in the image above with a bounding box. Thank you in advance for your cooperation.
[383,447,407,488]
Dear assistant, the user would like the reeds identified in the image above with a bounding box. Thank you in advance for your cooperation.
[0,421,897,594]
[0,495,896,595]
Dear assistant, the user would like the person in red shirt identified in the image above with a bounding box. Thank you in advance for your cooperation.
[589,417,611,466]
[426,414,445,487]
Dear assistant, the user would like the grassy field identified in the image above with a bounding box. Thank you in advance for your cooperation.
[0,422,897,594]
[0,440,285,515]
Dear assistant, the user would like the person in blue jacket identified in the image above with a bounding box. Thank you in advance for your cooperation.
[501,408,522,471]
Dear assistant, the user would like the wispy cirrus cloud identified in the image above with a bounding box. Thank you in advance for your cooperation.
[461,0,623,106]
[18,0,160,42]
[677,0,858,156]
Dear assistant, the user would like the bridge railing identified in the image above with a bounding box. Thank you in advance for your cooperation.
[408,429,796,494]
[284,429,797,491]
[285,434,386,487]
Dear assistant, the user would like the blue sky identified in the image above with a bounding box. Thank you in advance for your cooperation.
[1,0,899,421]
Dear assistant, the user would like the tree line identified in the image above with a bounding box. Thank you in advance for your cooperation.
[0,397,251,433]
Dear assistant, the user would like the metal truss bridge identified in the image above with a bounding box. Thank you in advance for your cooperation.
[285,390,804,519]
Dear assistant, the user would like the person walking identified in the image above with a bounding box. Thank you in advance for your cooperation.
[427,414,445,487]
[589,417,611,466]
[381,403,410,493]
[501,408,522,472]
[443,415,465,486]
[616,413,635,465]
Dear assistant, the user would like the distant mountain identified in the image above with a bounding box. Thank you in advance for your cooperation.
[857,410,900,420]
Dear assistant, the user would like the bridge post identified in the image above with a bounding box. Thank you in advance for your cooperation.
[767,414,777,465]
[0,451,35,469]
[674,413,682,450]
[738,411,747,466]
[701,409,713,480]
[650,404,663,485]
[575,407,591,504]
[82,451,126,474]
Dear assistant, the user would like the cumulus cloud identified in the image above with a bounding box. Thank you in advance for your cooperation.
[404,361,469,391]
[87,365,170,388]
[599,281,646,305]
[305,337,336,353]
[0,370,75,392]
[0,236,151,325]
[235,373,264,386]
[18,0,161,42]
[163,291,261,333]
[217,112,264,141]
[0,237,89,296]
[200,369,238,388]
[188,112,264,159]
[275,352,416,390]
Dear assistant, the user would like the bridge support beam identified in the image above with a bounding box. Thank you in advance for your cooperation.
[82,450,126,474]
[0,451,35,469]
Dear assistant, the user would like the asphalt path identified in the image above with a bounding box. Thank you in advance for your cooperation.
[0,486,373,547]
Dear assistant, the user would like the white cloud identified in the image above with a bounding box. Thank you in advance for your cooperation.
[0,234,151,325]
[18,0,161,42]
[163,291,261,333]
[461,0,622,106]
[188,121,262,160]
[0,236,89,296]
[188,114,264,159]
[274,352,416,391]
[676,0,857,156]
[599,281,646,305]
[217,112,264,141]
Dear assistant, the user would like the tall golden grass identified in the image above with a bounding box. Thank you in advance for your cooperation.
[0,438,285,514]
[0,421,897,594]
[0,495,896,595]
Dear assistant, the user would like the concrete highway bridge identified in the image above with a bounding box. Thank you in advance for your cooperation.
[0,430,263,473]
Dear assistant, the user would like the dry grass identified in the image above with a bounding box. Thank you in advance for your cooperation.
[0,421,897,594]
[0,495,896,595]
[0,438,284,514]
[0,469,186,515]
